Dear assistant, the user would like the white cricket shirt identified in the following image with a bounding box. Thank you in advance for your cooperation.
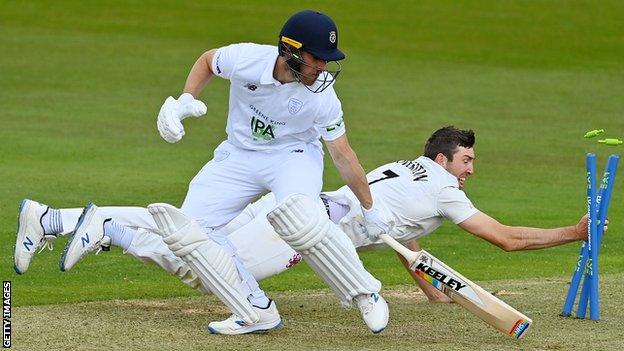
[212,43,345,151]
[324,156,479,247]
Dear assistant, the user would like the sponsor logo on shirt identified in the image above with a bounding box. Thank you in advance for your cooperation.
[248,104,286,142]
[288,98,303,115]
[249,105,285,126]
[244,83,257,91]
[251,116,276,141]
[286,253,302,268]
[215,53,222,74]
[324,117,344,132]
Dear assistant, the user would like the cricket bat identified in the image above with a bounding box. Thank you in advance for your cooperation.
[379,234,532,339]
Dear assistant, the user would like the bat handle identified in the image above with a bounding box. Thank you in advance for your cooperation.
[379,234,420,262]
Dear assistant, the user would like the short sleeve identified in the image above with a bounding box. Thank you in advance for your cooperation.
[211,44,244,80]
[317,88,345,141]
[437,187,479,224]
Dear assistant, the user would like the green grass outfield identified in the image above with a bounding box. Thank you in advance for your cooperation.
[1,0,623,349]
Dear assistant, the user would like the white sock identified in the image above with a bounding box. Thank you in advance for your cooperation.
[59,208,84,236]
[41,208,63,235]
[103,219,137,251]
[249,293,271,308]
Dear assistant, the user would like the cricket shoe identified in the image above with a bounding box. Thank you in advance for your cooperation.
[355,293,389,334]
[59,203,111,272]
[207,299,282,335]
[14,199,58,274]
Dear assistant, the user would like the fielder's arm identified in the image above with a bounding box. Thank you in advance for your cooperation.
[458,212,588,251]
[397,240,452,303]
[380,234,532,339]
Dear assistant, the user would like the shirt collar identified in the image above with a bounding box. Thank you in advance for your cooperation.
[417,156,460,188]
[259,50,282,86]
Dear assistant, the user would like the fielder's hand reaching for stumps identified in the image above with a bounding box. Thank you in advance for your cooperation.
[574,214,609,240]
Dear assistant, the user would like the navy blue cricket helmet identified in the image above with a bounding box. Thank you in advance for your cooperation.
[278,10,344,92]
[279,10,345,61]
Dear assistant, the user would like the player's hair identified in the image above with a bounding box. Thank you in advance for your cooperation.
[423,126,475,161]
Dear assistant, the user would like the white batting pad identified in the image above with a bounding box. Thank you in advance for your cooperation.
[125,228,208,293]
[267,194,381,307]
[148,203,259,324]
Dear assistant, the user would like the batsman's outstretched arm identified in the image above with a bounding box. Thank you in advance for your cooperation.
[396,240,452,303]
[458,212,593,251]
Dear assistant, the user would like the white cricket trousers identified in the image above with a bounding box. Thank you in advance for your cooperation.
[180,140,324,230]
[180,140,324,300]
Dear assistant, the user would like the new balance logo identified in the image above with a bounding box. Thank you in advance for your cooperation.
[234,320,247,327]
[23,237,34,252]
[372,293,379,303]
[81,234,90,248]
[244,83,257,91]
[291,149,304,153]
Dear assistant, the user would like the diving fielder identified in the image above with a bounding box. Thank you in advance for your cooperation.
[15,126,595,328]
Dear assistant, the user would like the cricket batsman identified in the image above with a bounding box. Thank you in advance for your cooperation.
[15,9,392,335]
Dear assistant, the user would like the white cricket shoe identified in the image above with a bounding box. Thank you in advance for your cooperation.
[207,300,282,335]
[355,293,389,334]
[14,199,57,274]
[59,203,111,272]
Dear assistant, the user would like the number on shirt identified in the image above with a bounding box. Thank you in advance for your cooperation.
[368,170,399,185]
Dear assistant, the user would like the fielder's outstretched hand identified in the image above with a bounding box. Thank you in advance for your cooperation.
[157,93,207,143]
[574,214,609,240]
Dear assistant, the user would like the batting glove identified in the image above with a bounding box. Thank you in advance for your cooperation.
[362,206,390,240]
[156,93,207,143]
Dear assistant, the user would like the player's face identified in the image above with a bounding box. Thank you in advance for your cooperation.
[298,51,328,86]
[445,147,475,189]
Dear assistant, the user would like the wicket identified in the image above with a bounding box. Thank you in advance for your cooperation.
[561,153,619,320]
